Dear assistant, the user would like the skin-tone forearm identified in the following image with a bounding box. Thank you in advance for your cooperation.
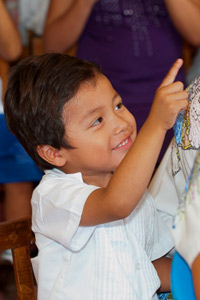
[81,59,188,226]
[0,0,22,61]
[164,0,200,45]
[100,116,166,215]
[43,0,98,52]
[82,119,169,225]
[192,253,200,300]
[153,257,172,292]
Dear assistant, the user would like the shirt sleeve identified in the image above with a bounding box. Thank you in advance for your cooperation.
[32,173,99,251]
[172,150,200,267]
[151,207,174,261]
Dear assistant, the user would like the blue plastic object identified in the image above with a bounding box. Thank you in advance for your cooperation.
[171,251,196,300]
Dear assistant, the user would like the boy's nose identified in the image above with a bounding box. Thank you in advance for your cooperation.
[113,115,128,135]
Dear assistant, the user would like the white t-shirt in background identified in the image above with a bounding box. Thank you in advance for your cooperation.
[0,78,3,114]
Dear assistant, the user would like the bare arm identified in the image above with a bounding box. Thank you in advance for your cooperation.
[43,0,98,53]
[0,0,22,61]
[153,257,172,292]
[164,0,200,45]
[80,59,188,226]
[192,253,200,300]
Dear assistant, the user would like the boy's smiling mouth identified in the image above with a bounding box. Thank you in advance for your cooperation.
[113,137,132,150]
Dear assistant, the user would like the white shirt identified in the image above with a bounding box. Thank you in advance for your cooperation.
[31,169,173,300]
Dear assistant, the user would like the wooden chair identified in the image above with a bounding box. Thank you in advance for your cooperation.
[0,217,36,300]
[0,56,9,98]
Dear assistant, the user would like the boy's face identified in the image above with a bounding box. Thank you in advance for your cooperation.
[61,74,136,187]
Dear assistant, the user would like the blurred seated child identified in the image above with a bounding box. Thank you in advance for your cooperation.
[149,75,200,299]
[172,148,200,300]
[0,0,43,225]
[170,75,200,300]
[149,76,200,238]
[4,54,188,300]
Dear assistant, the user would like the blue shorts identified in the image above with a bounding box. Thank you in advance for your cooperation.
[0,114,43,183]
[158,293,172,300]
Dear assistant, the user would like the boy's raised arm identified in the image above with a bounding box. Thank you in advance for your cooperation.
[81,59,188,226]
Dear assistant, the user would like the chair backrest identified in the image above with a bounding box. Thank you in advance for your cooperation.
[0,56,9,98]
[29,30,77,57]
[0,217,36,300]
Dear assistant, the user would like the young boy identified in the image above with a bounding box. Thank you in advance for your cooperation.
[4,53,188,300]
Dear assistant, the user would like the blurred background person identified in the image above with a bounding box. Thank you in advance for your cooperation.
[172,148,200,300]
[186,46,200,85]
[0,2,46,298]
[43,0,200,162]
[0,0,43,225]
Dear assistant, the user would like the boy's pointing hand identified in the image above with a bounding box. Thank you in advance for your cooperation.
[160,58,184,87]
[149,59,188,131]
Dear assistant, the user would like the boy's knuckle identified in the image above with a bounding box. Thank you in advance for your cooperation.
[168,102,175,112]
[184,91,189,98]
[157,88,165,98]
[164,94,170,102]
[176,81,184,90]
[168,103,172,110]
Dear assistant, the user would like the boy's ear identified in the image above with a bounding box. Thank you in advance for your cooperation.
[37,145,67,167]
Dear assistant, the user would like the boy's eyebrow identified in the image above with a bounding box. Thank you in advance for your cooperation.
[82,92,120,120]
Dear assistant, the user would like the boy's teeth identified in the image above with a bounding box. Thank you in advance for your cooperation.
[118,139,128,147]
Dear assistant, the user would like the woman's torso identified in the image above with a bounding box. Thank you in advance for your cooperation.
[77,0,184,129]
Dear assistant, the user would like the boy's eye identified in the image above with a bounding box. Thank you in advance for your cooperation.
[92,117,103,126]
[115,102,123,111]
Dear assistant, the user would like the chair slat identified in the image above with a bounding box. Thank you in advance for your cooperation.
[0,217,36,300]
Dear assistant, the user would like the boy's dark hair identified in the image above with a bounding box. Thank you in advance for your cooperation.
[4,53,102,170]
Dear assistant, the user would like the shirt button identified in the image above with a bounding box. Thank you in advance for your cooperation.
[136,262,141,270]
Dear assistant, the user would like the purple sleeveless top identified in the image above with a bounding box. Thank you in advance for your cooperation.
[77,0,185,133]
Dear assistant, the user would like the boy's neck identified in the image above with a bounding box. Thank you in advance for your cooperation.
[82,172,113,188]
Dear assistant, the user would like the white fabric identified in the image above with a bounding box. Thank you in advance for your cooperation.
[172,150,200,267]
[0,77,3,114]
[19,0,49,39]
[149,138,197,232]
[31,169,173,300]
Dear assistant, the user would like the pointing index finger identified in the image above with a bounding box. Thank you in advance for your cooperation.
[160,59,183,88]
